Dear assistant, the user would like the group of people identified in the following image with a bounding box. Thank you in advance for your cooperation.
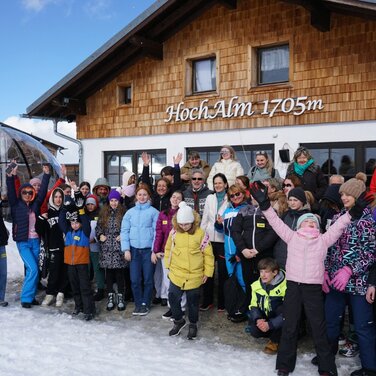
[0,145,375,376]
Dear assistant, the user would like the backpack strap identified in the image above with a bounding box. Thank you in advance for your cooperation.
[271,168,275,178]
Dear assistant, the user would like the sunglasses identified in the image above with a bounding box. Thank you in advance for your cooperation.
[255,150,267,156]
[229,192,241,199]
[282,183,292,188]
[21,190,34,196]
[220,150,230,155]
[191,177,203,181]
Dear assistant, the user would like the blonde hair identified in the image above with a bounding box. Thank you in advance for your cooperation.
[218,145,237,161]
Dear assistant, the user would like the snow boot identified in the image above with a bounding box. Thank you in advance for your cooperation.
[117,293,125,311]
[41,294,54,307]
[106,293,115,311]
[93,288,105,301]
[187,323,197,340]
[169,318,186,336]
[55,292,64,308]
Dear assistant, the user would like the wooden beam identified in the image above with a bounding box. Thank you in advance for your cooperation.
[217,0,237,9]
[129,35,163,60]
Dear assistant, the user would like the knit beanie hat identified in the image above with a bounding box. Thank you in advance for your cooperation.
[297,213,320,229]
[85,194,98,208]
[177,202,195,224]
[108,189,121,202]
[288,187,307,205]
[30,177,41,186]
[339,173,366,199]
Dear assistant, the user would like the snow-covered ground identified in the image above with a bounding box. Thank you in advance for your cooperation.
[1,222,359,376]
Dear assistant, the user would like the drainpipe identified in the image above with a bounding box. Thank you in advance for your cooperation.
[53,119,83,182]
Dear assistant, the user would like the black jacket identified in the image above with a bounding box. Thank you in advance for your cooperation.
[0,201,9,247]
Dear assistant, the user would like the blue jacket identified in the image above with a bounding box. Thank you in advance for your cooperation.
[6,174,50,242]
[120,201,159,251]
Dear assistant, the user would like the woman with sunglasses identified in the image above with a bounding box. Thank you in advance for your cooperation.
[281,175,302,197]
[200,173,229,311]
[207,145,243,191]
[215,184,249,321]
[6,162,51,308]
[248,151,280,183]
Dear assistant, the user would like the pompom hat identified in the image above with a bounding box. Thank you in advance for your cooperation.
[176,202,195,224]
[339,176,366,200]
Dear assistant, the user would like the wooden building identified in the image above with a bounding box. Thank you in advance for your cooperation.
[26,0,376,186]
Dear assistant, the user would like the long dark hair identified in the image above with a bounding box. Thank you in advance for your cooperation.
[212,173,228,193]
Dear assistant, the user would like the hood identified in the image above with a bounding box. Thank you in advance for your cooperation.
[122,171,136,187]
[49,187,64,210]
[93,177,111,195]
[19,183,36,202]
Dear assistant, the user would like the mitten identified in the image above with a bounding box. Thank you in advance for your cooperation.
[322,271,331,294]
[349,192,374,220]
[331,266,352,291]
[249,181,271,211]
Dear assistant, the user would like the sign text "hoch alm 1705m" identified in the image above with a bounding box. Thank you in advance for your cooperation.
[164,96,324,123]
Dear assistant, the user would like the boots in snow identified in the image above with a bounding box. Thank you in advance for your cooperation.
[94,288,105,301]
[55,292,64,308]
[117,293,125,311]
[106,293,115,311]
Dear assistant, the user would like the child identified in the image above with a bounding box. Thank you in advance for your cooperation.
[96,190,127,311]
[250,181,370,376]
[164,202,214,339]
[120,184,159,316]
[247,258,286,355]
[59,202,95,321]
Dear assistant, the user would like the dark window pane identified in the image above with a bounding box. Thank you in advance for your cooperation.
[259,45,289,85]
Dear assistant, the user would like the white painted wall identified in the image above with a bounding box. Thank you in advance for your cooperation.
[81,120,376,185]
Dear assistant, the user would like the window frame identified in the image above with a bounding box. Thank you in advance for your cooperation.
[117,83,132,106]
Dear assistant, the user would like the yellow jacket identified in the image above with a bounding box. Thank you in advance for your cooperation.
[164,219,214,290]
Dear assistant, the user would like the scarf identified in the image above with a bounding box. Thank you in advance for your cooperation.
[121,183,136,197]
[294,159,314,176]
[216,191,226,212]
[297,227,320,239]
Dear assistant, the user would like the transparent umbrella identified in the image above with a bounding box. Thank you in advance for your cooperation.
[0,122,61,197]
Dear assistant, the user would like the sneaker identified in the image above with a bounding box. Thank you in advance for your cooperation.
[263,340,278,355]
[55,292,64,308]
[339,341,359,357]
[31,299,39,306]
[169,318,186,336]
[230,312,247,323]
[162,309,172,320]
[106,293,115,311]
[138,304,149,316]
[0,301,8,307]
[161,298,168,306]
[152,297,162,305]
[350,368,376,376]
[338,333,346,346]
[199,303,214,311]
[21,302,32,309]
[187,323,197,340]
[41,294,54,307]
[117,293,126,311]
[132,306,141,316]
[217,307,225,313]
[277,370,289,376]
[84,313,94,321]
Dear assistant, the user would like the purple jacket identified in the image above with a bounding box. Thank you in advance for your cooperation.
[263,207,351,284]
[153,208,178,253]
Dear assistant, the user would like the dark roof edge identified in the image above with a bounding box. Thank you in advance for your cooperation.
[26,0,170,115]
[329,0,376,10]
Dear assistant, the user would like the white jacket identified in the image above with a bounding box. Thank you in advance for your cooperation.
[201,193,228,242]
[207,159,244,190]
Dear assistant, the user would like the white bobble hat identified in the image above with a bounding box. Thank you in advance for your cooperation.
[177,202,195,224]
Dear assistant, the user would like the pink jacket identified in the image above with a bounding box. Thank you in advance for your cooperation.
[263,208,351,284]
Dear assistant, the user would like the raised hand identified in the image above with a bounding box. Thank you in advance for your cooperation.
[173,153,183,165]
[141,152,150,166]
[249,181,271,211]
[349,191,374,220]
[42,164,50,175]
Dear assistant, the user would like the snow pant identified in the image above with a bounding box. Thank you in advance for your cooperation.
[276,281,337,375]
[90,251,105,290]
[169,281,200,324]
[325,288,376,372]
[248,323,282,344]
[105,268,125,294]
[201,242,228,309]
[17,238,40,304]
[67,264,95,315]
[46,249,68,296]
[0,246,7,301]
[240,256,260,314]
[129,247,154,308]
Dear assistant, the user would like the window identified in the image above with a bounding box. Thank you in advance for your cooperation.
[117,84,132,105]
[301,142,376,185]
[186,55,217,95]
[258,44,289,85]
[104,150,166,187]
[186,145,274,175]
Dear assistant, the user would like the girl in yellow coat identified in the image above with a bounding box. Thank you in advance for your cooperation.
[164,201,214,339]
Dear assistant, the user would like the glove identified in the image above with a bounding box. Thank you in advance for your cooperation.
[75,197,85,210]
[249,181,271,211]
[349,191,374,220]
[322,271,331,294]
[331,266,352,291]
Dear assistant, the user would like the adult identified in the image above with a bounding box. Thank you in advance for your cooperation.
[92,177,111,208]
[282,175,302,197]
[184,168,212,217]
[324,175,376,376]
[248,151,280,183]
[370,167,376,194]
[286,146,327,201]
[6,162,51,308]
[200,173,229,311]
[329,175,345,186]
[118,170,137,209]
[207,145,244,190]
[181,150,211,188]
